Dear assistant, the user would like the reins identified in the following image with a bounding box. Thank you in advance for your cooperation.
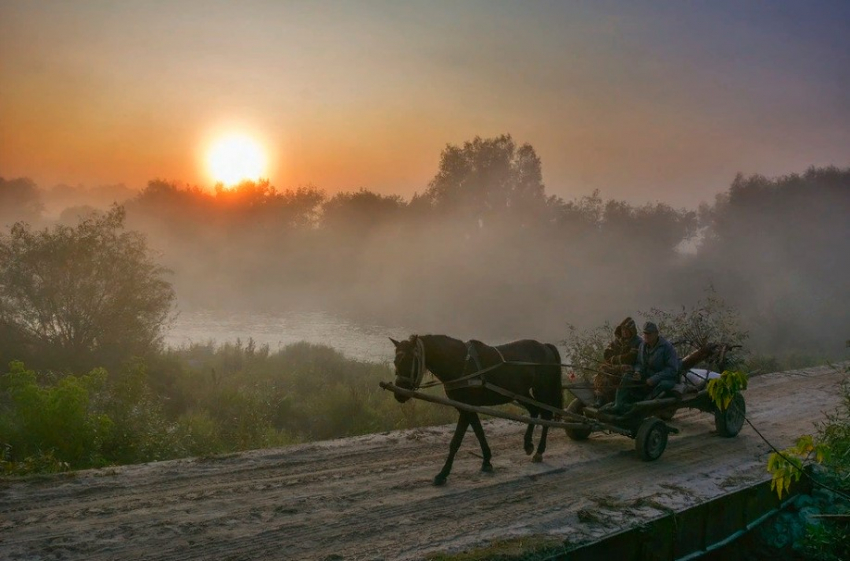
[404,339,660,392]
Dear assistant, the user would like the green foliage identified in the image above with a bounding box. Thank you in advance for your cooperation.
[786,365,850,560]
[765,366,848,503]
[766,435,830,499]
[707,370,748,411]
[816,376,850,486]
[0,205,175,371]
[100,359,179,464]
[0,449,70,476]
[797,516,850,561]
[0,361,113,471]
[0,343,433,475]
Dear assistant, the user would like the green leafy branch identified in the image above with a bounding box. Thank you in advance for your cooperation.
[767,435,830,499]
[707,370,748,410]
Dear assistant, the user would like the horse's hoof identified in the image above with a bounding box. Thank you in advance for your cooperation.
[524,444,534,455]
[532,453,543,463]
[433,475,447,486]
[481,462,494,473]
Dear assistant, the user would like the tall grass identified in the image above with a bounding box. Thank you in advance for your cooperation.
[0,341,456,475]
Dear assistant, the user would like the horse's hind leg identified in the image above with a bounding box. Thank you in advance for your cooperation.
[524,408,539,455]
[468,413,493,473]
[435,410,471,486]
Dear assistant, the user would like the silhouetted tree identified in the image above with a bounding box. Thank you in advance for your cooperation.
[322,189,404,235]
[0,177,43,227]
[0,205,175,371]
[422,134,548,225]
[696,167,850,351]
[603,199,697,253]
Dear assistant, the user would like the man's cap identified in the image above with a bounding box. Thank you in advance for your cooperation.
[642,321,659,334]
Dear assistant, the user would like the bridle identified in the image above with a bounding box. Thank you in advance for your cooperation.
[396,336,427,390]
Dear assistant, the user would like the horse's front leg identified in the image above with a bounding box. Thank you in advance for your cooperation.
[524,407,539,456]
[468,412,493,473]
[435,410,470,486]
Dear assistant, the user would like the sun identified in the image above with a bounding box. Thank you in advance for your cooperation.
[206,134,267,186]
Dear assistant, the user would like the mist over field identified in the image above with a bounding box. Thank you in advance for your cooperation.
[2,136,848,356]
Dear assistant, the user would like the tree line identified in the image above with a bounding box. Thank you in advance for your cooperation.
[3,134,846,354]
[0,133,848,476]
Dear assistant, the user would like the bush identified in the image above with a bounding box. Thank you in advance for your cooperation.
[562,288,749,379]
[0,340,460,475]
[0,361,113,471]
[0,205,175,372]
[100,359,180,464]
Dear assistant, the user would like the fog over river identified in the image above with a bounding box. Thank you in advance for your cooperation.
[166,309,578,365]
[165,309,412,363]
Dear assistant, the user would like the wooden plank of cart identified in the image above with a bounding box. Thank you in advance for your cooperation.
[562,377,746,461]
[558,340,746,460]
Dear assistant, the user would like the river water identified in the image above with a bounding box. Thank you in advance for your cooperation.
[165,309,410,363]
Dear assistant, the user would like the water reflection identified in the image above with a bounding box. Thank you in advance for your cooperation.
[165,310,410,363]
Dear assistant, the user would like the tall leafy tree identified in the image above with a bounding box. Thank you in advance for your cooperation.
[422,134,548,224]
[0,206,175,371]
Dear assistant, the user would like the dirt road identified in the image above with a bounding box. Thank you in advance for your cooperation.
[1,364,845,561]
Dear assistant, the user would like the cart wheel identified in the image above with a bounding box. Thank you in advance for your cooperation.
[565,399,592,441]
[715,393,746,437]
[635,417,668,461]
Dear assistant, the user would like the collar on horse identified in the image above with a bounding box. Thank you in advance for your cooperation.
[403,336,511,392]
[403,336,427,389]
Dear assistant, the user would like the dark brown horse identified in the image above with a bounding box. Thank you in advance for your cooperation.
[390,334,563,485]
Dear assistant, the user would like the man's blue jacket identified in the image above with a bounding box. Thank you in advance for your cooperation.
[635,337,680,386]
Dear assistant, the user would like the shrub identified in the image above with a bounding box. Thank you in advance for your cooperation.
[0,361,113,470]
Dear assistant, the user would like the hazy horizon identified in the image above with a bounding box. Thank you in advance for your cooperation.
[2,1,849,209]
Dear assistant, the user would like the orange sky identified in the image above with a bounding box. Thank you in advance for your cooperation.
[1,1,848,208]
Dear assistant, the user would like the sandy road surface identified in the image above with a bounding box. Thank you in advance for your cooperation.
[1,365,846,561]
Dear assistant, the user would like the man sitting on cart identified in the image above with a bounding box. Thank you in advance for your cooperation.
[593,316,641,407]
[607,321,680,414]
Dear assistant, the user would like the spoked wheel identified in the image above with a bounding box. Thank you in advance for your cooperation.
[635,417,668,461]
[715,393,746,437]
[564,399,592,441]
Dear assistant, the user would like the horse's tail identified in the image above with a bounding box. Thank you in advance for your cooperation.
[544,343,564,410]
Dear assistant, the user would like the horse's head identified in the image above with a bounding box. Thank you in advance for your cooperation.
[390,335,426,403]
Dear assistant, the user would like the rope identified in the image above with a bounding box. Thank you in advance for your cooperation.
[736,403,850,502]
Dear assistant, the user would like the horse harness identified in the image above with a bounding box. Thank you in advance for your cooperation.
[395,336,583,421]
[441,341,508,391]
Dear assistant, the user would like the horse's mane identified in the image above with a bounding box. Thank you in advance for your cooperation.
[412,334,464,346]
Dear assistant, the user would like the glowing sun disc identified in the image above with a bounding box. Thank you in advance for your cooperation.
[207,134,267,185]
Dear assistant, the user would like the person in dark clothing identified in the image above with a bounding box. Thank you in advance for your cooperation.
[593,316,641,407]
[608,321,680,414]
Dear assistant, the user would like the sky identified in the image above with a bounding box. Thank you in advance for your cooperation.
[1,0,848,208]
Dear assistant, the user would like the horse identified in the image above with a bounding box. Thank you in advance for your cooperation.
[390,334,563,485]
